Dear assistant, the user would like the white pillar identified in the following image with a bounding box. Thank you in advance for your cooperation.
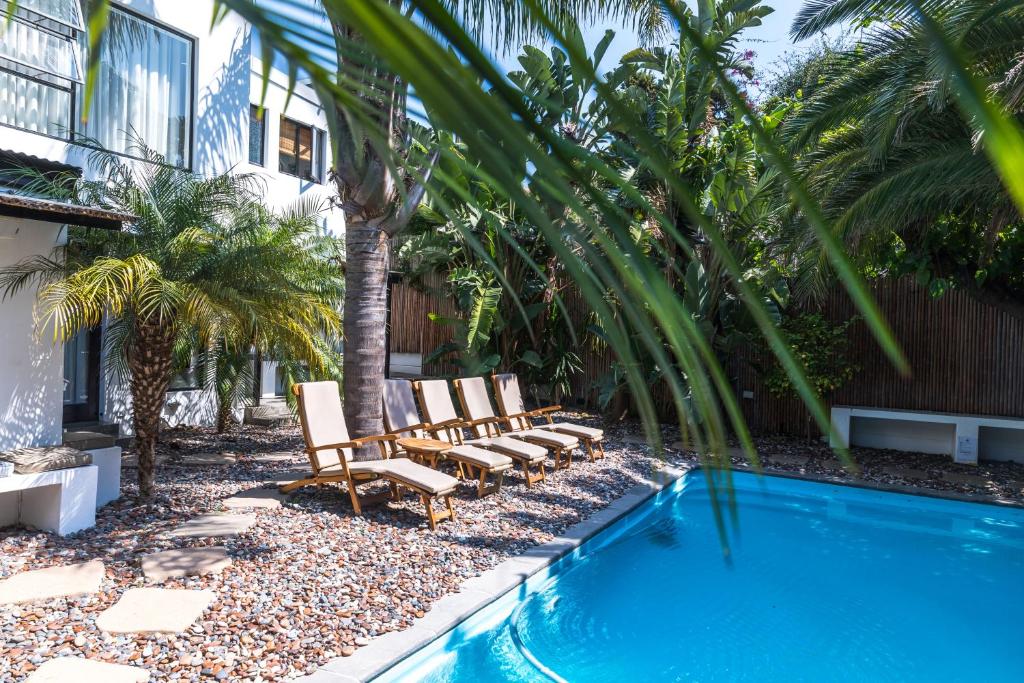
[830,407,852,449]
[954,421,979,465]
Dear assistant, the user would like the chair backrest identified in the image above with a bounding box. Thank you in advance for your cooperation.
[454,376,499,438]
[293,380,351,470]
[492,373,531,429]
[383,379,424,438]
[415,379,463,445]
[416,379,460,424]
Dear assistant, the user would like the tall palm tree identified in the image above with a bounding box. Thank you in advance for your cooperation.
[213,0,673,448]
[0,144,344,496]
[783,0,1024,317]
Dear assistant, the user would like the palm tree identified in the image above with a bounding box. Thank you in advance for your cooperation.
[783,0,1024,317]
[208,0,674,448]
[0,143,344,496]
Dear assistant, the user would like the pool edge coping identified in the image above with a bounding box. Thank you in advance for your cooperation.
[297,464,690,683]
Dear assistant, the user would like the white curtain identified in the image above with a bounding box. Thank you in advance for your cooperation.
[0,18,74,136]
[79,9,191,167]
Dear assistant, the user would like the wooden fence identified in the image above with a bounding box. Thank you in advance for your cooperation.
[389,275,1024,436]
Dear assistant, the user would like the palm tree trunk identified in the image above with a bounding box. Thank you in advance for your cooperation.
[343,219,390,451]
[127,318,175,497]
[216,395,234,434]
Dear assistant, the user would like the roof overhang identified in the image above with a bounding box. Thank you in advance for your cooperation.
[0,193,133,231]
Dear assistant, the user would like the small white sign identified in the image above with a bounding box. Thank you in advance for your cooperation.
[955,436,978,464]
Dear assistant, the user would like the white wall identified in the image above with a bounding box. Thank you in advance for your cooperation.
[0,217,66,450]
[246,59,345,237]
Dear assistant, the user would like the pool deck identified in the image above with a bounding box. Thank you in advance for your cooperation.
[296,464,691,683]
[296,455,1024,683]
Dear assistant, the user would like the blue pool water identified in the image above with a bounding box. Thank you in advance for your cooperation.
[378,471,1024,682]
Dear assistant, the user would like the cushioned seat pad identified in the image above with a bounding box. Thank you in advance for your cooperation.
[0,446,92,474]
[472,436,547,464]
[447,445,513,471]
[511,429,579,449]
[349,457,457,495]
[539,423,604,441]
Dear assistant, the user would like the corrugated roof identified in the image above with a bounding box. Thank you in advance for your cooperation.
[0,193,133,230]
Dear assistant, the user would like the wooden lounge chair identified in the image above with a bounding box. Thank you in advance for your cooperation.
[383,379,513,498]
[415,379,549,487]
[282,381,458,530]
[492,373,606,461]
[453,376,579,471]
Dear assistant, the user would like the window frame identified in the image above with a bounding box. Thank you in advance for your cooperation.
[70,2,197,170]
[248,104,266,167]
[278,114,320,183]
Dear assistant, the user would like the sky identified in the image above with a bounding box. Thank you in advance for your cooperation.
[497,0,834,84]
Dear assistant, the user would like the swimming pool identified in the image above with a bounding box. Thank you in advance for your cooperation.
[376,470,1024,682]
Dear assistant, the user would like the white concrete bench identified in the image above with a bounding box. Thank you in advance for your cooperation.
[830,406,1024,464]
[85,446,122,508]
[0,465,98,535]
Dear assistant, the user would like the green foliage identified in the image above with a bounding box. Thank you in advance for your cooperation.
[781,0,1024,320]
[758,313,860,400]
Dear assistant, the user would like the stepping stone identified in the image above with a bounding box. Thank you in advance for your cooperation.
[27,657,149,683]
[882,466,930,480]
[141,547,232,581]
[96,588,215,634]
[174,452,238,467]
[942,471,991,487]
[164,513,256,538]
[248,451,300,463]
[0,560,104,605]
[222,487,286,509]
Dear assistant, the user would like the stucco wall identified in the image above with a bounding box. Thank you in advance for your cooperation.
[0,217,65,450]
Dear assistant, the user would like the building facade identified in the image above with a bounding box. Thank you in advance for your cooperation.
[0,0,341,449]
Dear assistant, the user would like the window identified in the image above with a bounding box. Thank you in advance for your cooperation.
[0,0,84,138]
[313,127,326,183]
[76,7,193,167]
[248,105,265,165]
[279,116,317,181]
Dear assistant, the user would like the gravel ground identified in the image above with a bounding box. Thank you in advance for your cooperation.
[2,417,1022,682]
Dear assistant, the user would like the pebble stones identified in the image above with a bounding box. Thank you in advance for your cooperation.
[140,547,232,581]
[164,513,257,538]
[95,588,216,634]
[26,657,149,683]
[0,560,104,605]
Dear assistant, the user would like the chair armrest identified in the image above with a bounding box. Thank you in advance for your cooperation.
[351,434,399,446]
[465,416,504,427]
[536,405,561,414]
[427,418,464,430]
[308,441,359,452]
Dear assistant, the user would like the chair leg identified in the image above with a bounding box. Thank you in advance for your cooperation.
[597,441,606,459]
[584,440,596,462]
[348,483,363,515]
[279,477,316,494]
[476,468,504,497]
[421,493,456,530]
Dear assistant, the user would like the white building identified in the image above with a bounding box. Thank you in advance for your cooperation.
[0,0,342,450]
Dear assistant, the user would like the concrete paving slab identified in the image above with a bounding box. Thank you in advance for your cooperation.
[0,560,104,605]
[27,657,149,682]
[95,588,215,633]
[222,487,286,509]
[164,513,256,538]
[141,547,231,581]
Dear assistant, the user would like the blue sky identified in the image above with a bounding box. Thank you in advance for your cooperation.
[497,0,830,81]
